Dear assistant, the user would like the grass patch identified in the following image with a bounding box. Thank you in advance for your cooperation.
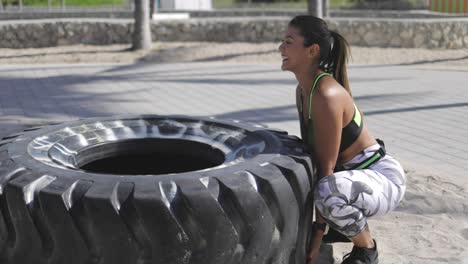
[10,0,127,6]
[7,0,427,9]
[213,0,427,10]
[213,0,355,9]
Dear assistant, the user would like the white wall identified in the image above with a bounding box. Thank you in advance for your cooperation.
[159,0,212,10]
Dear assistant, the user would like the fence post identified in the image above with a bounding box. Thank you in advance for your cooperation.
[19,0,23,10]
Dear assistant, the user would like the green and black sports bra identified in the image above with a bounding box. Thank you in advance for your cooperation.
[298,72,363,153]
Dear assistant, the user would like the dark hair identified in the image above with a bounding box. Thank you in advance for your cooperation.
[289,15,351,96]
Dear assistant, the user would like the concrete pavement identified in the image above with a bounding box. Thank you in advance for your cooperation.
[0,61,467,185]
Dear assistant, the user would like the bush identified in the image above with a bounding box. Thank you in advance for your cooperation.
[350,0,423,10]
[234,0,302,3]
[1,0,125,6]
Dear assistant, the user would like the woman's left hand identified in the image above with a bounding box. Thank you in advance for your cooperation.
[306,250,320,264]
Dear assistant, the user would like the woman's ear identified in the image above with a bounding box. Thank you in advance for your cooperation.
[308,44,320,59]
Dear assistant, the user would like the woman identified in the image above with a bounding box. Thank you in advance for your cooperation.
[278,16,406,264]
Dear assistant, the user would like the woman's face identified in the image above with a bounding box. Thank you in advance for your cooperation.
[278,26,311,72]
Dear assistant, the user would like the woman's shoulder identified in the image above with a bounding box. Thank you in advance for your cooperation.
[315,76,347,99]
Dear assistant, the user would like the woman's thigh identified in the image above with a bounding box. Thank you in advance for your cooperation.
[314,168,403,219]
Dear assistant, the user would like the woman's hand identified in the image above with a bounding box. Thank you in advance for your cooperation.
[307,228,324,263]
[306,249,320,264]
[307,213,326,264]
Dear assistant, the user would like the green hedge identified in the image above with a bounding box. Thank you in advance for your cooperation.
[2,0,126,6]
[350,0,427,9]
[214,0,425,9]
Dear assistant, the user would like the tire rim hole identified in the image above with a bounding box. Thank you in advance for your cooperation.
[77,138,226,175]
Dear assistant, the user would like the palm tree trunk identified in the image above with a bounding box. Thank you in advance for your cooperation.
[132,0,152,50]
[307,0,323,18]
[323,0,329,17]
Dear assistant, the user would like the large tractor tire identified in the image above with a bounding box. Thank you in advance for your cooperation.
[0,115,314,264]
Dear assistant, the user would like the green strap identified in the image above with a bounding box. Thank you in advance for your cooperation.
[300,94,303,113]
[308,72,331,119]
[355,153,381,170]
[353,103,362,127]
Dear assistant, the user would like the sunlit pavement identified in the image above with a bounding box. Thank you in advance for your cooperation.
[0,62,467,183]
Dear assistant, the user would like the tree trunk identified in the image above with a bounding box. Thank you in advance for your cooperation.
[323,0,329,17]
[307,0,323,18]
[149,0,155,18]
[132,0,152,51]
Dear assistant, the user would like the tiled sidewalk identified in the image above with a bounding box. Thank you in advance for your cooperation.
[0,62,467,183]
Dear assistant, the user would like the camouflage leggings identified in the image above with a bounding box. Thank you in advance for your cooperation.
[314,144,406,238]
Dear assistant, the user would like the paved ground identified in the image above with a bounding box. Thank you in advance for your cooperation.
[0,61,467,186]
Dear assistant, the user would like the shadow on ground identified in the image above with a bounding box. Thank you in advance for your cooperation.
[1,62,466,139]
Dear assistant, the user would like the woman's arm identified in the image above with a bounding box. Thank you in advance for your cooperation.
[307,81,344,263]
[311,82,343,177]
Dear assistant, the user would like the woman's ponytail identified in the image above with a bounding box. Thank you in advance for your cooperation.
[289,16,352,96]
[327,31,352,97]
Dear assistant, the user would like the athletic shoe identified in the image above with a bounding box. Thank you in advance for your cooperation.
[341,240,379,264]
